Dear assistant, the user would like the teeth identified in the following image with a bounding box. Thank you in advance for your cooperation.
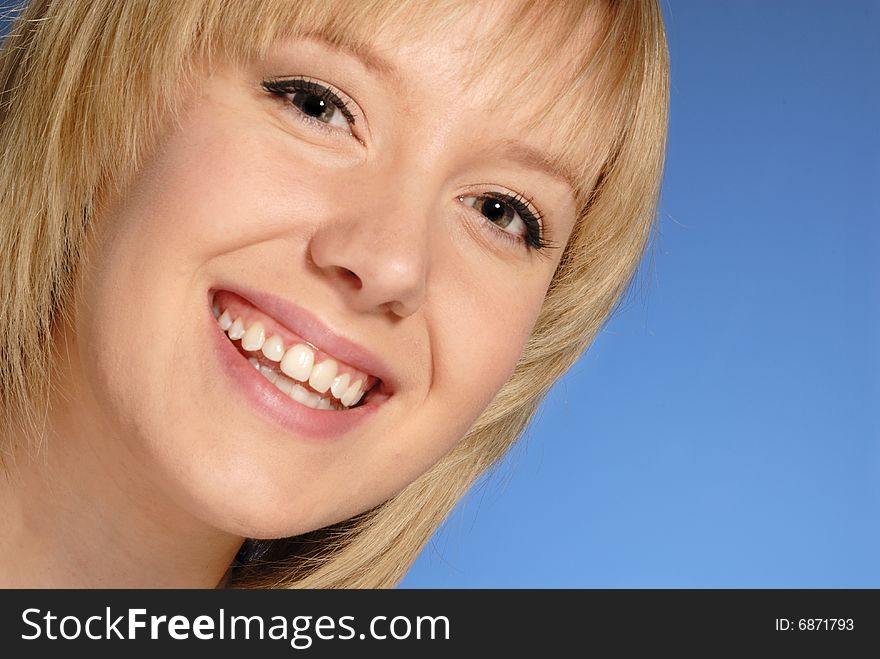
[257,358,349,410]
[258,364,278,384]
[308,359,338,393]
[228,317,246,340]
[330,373,351,399]
[289,383,312,406]
[261,334,285,362]
[290,383,323,409]
[280,343,315,382]
[218,309,233,331]
[216,304,374,410]
[273,373,295,396]
[340,379,364,407]
[242,322,266,351]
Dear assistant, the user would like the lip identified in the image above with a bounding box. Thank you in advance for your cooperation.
[206,285,394,440]
[211,284,397,394]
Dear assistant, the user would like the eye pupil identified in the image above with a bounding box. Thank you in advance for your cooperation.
[293,91,333,122]
[479,198,513,228]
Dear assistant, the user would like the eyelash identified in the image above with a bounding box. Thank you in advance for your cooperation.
[262,77,552,253]
[462,190,552,252]
[261,77,358,134]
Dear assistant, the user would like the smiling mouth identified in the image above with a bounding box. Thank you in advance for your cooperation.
[211,291,381,411]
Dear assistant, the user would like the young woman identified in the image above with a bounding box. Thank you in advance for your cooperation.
[0,0,668,587]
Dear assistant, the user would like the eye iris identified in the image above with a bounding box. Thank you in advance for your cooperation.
[479,198,513,228]
[293,91,333,122]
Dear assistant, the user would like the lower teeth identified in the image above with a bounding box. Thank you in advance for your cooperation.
[248,357,343,411]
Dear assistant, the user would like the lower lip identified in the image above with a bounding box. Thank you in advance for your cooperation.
[208,303,380,441]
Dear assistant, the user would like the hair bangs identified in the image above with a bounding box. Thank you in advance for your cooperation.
[191,1,638,209]
[0,0,668,588]
[193,0,463,68]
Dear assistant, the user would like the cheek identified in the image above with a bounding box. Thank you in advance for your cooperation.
[66,110,285,467]
[431,265,547,435]
[109,99,341,280]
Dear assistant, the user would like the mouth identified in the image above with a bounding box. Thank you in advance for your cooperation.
[210,289,391,415]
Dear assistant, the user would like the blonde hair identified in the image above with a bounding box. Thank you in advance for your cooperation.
[0,0,668,587]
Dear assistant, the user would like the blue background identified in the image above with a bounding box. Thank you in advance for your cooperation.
[402,1,880,587]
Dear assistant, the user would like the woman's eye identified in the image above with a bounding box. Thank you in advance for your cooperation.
[459,193,549,251]
[262,77,356,133]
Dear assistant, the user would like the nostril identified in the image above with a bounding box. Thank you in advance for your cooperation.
[338,267,362,290]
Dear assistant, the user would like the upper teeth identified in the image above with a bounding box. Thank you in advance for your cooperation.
[217,309,366,409]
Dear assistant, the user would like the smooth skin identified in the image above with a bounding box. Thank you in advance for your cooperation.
[0,4,589,586]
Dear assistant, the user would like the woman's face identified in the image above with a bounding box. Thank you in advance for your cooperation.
[68,9,582,539]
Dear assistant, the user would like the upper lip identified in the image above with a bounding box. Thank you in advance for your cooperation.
[214,284,396,393]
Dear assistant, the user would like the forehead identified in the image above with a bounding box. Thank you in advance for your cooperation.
[364,1,608,190]
[221,0,613,202]
[370,2,601,117]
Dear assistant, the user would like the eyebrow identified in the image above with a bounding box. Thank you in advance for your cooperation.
[495,140,578,193]
[307,34,403,85]
[310,37,577,193]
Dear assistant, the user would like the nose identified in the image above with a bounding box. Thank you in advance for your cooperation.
[307,193,431,319]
